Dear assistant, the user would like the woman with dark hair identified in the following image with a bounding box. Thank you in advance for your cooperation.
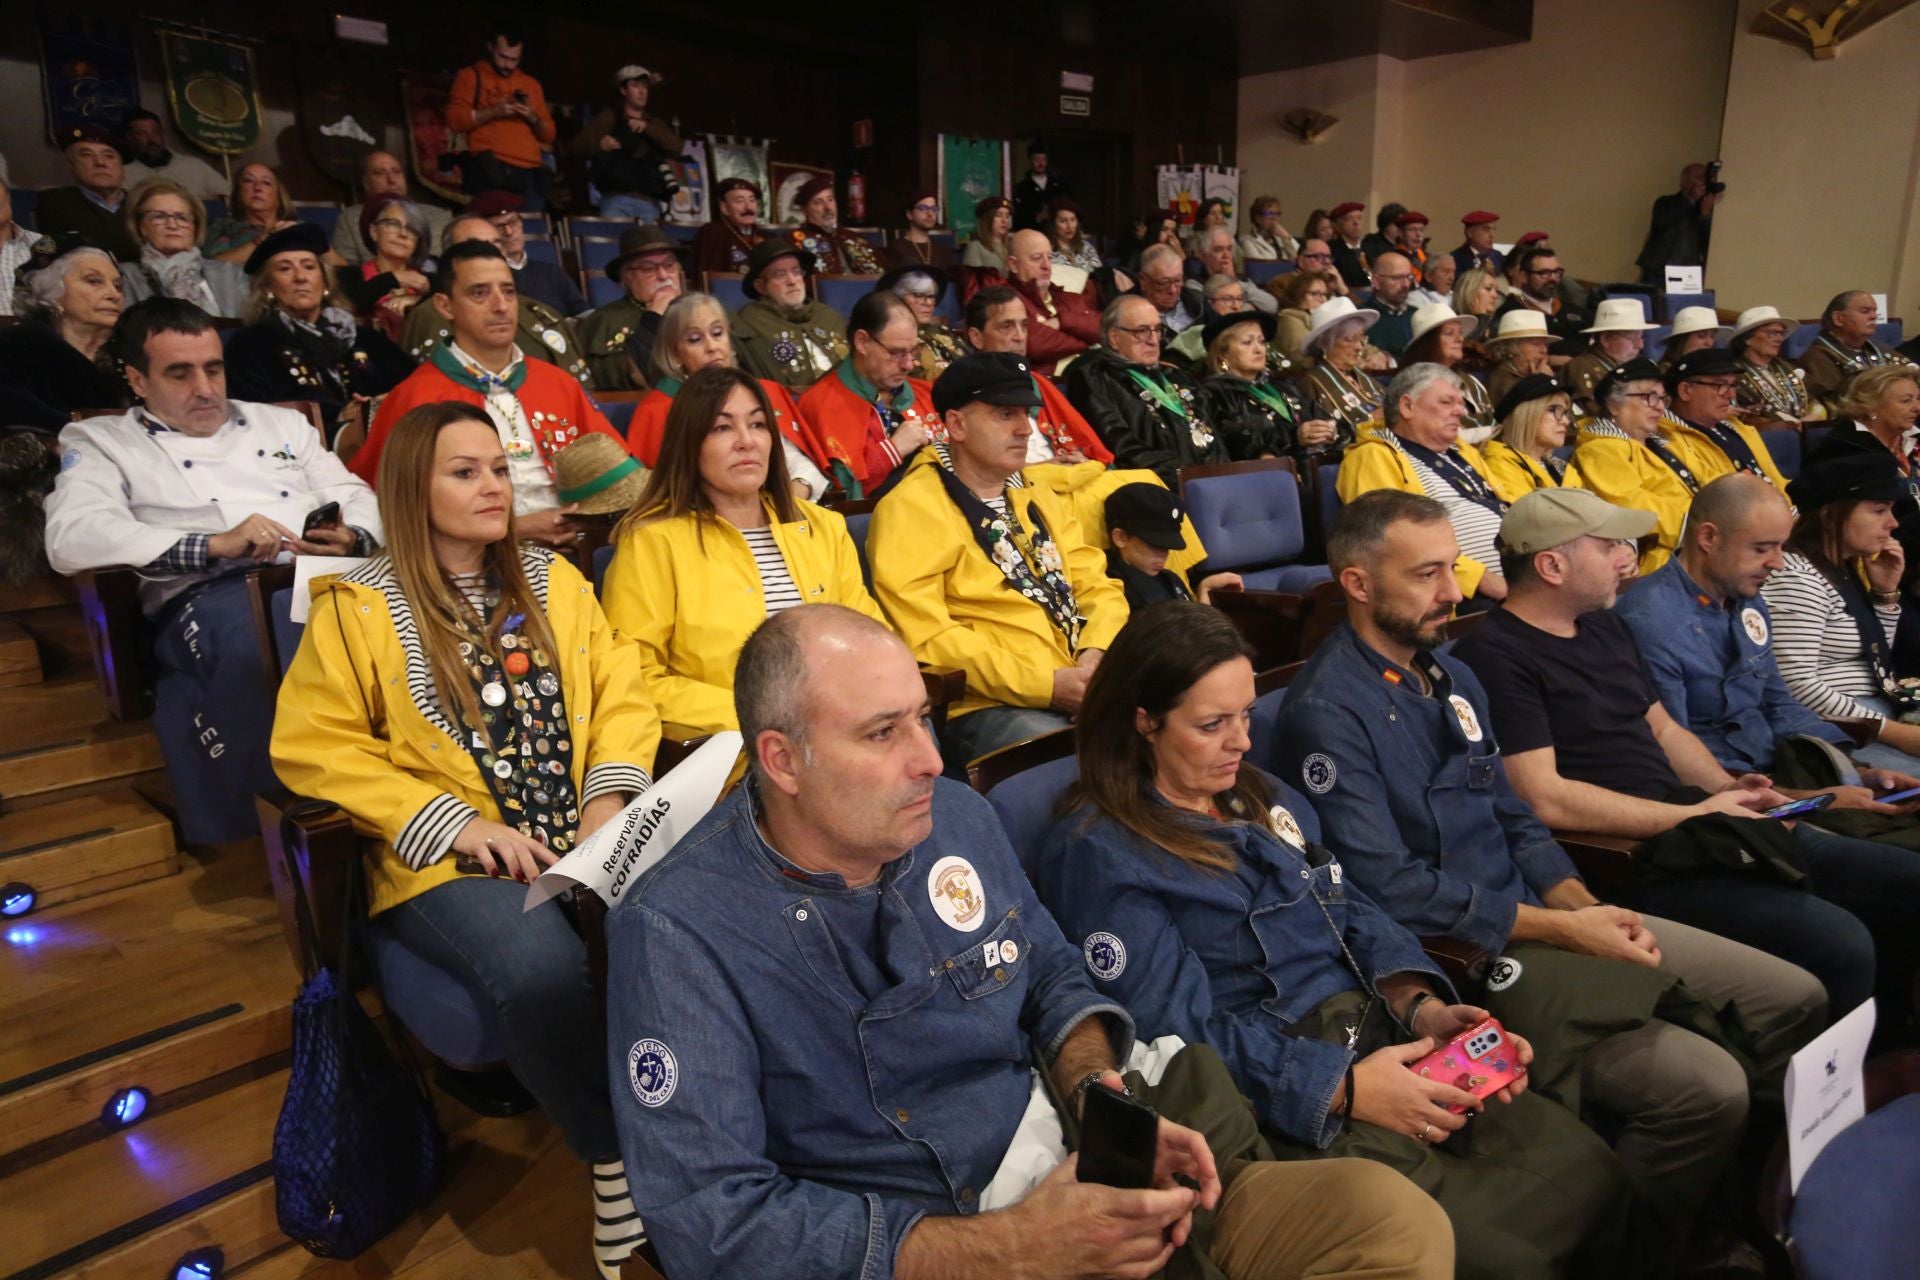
[1271,269,1334,369]
[1033,601,1630,1280]
[1762,451,1920,770]
[1182,197,1229,264]
[602,366,883,733]
[1045,197,1102,274]
[1302,208,1335,245]
[272,400,661,1280]
[339,194,432,342]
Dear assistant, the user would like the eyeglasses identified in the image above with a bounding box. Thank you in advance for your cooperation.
[904,290,938,302]
[140,210,194,226]
[1141,274,1182,288]
[372,218,415,233]
[1113,324,1162,341]
[911,202,939,213]
[1298,252,1332,264]
[874,339,919,365]
[1544,404,1573,420]
[1374,272,1414,284]
[1687,379,1739,395]
[763,266,805,283]
[629,258,680,277]
[1622,390,1670,406]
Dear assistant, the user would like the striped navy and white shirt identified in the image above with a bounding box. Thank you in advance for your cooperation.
[1758,552,1899,721]
[741,527,802,614]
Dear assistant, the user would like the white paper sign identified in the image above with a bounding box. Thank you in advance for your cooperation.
[523,731,742,911]
[1664,265,1705,294]
[290,555,371,623]
[1872,293,1889,323]
[1785,997,1876,1193]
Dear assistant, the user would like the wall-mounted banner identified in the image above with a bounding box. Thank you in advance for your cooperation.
[159,30,262,156]
[40,25,142,142]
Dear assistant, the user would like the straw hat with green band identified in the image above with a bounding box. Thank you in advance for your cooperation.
[552,435,650,515]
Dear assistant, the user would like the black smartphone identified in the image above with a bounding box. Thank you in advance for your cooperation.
[1874,785,1920,805]
[1764,792,1835,820]
[1076,1084,1159,1189]
[303,502,341,535]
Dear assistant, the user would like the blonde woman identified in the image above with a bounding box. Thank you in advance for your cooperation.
[1482,375,1583,503]
[273,400,662,1279]
[206,161,299,262]
[119,178,245,316]
[602,366,885,733]
[1452,265,1502,369]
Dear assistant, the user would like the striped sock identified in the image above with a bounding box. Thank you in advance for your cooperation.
[591,1159,646,1279]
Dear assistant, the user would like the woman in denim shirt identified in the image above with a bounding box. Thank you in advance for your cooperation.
[1034,602,1636,1280]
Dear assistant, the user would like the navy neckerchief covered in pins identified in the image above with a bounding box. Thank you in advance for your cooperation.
[454,593,582,854]
[1397,437,1506,516]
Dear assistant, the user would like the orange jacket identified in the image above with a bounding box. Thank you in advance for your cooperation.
[447,62,555,170]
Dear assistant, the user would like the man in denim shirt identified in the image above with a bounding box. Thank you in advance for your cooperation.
[1279,490,1825,1263]
[1616,474,1919,791]
[608,604,1451,1279]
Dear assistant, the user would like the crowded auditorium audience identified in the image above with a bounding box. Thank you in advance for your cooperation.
[10,58,1920,1280]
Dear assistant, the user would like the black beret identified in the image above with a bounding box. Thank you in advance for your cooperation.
[1787,451,1906,513]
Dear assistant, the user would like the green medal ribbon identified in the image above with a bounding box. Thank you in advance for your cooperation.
[1244,379,1297,421]
[1125,367,1190,420]
[653,375,683,397]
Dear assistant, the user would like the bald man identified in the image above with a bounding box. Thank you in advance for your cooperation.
[1616,474,1920,788]
[1361,252,1417,356]
[335,150,452,265]
[1004,227,1099,376]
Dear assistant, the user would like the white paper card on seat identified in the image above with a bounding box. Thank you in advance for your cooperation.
[289,555,371,624]
[1664,266,1704,293]
[523,731,742,911]
[1872,293,1889,323]
[1785,997,1875,1193]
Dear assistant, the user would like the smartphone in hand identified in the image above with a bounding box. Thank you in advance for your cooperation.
[1763,792,1836,820]
[1406,1018,1523,1114]
[302,502,342,536]
[1076,1084,1159,1188]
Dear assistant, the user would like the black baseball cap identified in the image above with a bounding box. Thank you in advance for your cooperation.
[1787,452,1905,513]
[931,352,1043,416]
[1593,357,1663,407]
[1105,482,1188,550]
[1666,347,1742,391]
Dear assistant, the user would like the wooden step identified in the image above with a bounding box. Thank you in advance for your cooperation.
[0,787,179,912]
[0,845,295,1159]
[0,619,42,687]
[1,710,165,802]
[0,1065,287,1279]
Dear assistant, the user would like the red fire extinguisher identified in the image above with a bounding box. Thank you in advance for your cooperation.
[848,169,867,223]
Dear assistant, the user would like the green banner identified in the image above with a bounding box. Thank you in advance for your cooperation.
[159,31,261,156]
[940,136,1004,238]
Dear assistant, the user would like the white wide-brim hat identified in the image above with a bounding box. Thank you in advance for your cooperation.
[1582,297,1660,335]
[1490,309,1551,342]
[1407,302,1479,348]
[1302,296,1380,352]
[1729,305,1800,343]
[1667,306,1732,343]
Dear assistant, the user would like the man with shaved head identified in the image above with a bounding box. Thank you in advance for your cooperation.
[1004,227,1098,375]
[1358,251,1417,357]
[606,602,1456,1280]
[1616,473,1920,792]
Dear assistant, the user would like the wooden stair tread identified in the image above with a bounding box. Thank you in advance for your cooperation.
[0,786,179,911]
[0,1067,288,1276]
[0,845,292,1098]
[1,710,166,800]
[231,1110,597,1280]
[0,618,41,687]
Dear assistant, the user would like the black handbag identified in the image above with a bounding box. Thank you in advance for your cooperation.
[270,803,444,1257]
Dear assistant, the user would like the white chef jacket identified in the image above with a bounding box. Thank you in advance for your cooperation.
[45,399,382,613]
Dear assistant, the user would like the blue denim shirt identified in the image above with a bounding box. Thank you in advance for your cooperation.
[605,777,1132,1280]
[1274,624,1579,955]
[1614,559,1850,771]
[1032,779,1446,1149]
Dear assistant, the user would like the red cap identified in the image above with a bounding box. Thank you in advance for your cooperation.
[974,195,1011,219]
[465,190,526,219]
[1394,210,1429,228]
[1514,230,1550,246]
[795,174,834,207]
[1329,201,1366,219]
[1462,210,1500,226]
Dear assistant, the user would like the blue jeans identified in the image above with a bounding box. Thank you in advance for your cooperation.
[1628,823,1920,1022]
[375,876,615,1160]
[598,193,662,222]
[940,705,1071,777]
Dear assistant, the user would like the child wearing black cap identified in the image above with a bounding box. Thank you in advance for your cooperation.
[1103,482,1242,608]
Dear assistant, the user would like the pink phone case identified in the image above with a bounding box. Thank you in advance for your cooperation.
[1405,1017,1521,1113]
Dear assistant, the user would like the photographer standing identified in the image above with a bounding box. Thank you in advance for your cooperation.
[571,65,682,222]
[447,29,557,212]
[1636,162,1721,285]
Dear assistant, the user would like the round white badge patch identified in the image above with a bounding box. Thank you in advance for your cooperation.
[1302,753,1337,795]
[926,855,988,932]
[1084,932,1127,981]
[541,327,568,354]
[1485,956,1524,993]
[998,939,1019,964]
[627,1038,678,1108]
[1449,694,1484,743]
[1741,607,1769,646]
[1269,804,1307,849]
